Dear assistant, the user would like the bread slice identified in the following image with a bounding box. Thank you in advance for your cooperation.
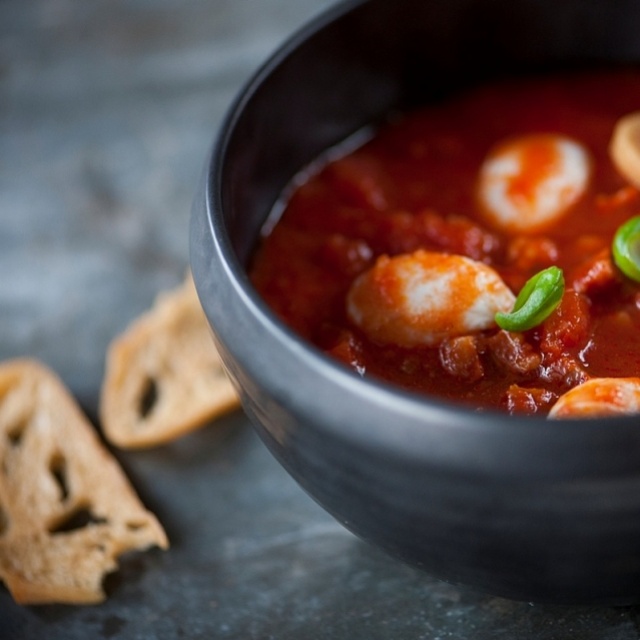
[99,274,239,449]
[0,359,169,605]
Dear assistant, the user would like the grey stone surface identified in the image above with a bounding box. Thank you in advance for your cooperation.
[2,1,640,638]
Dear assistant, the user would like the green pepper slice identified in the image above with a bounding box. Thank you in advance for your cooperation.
[612,215,640,283]
[495,266,565,332]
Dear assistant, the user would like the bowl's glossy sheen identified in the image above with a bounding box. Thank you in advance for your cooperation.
[191,0,640,604]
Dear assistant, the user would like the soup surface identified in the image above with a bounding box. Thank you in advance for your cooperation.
[250,69,640,415]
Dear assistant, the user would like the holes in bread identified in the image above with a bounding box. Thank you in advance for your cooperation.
[49,504,107,535]
[138,377,159,420]
[6,419,27,448]
[49,453,69,501]
[0,502,8,536]
[3,418,29,474]
[125,519,148,532]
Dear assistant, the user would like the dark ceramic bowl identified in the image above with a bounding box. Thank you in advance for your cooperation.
[191,0,640,604]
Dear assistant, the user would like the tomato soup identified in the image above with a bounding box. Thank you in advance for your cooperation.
[250,69,640,415]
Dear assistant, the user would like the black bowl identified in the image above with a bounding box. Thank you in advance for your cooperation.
[191,0,640,604]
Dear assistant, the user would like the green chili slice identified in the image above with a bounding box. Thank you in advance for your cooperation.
[495,266,565,332]
[612,215,640,283]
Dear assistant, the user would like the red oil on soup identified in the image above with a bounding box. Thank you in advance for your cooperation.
[249,69,640,415]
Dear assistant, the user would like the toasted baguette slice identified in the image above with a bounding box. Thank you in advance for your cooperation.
[100,274,239,449]
[0,359,168,605]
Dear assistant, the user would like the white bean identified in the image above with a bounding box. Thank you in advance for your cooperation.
[548,377,640,418]
[346,250,515,347]
[478,134,590,234]
[609,111,640,189]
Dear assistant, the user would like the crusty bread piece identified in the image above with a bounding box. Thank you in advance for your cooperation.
[99,274,239,449]
[0,359,169,605]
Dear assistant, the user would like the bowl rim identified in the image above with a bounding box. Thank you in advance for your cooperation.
[193,0,640,476]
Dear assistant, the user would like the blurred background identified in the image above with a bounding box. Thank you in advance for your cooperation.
[3,1,640,639]
[0,0,335,411]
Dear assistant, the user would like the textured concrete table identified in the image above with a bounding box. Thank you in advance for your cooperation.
[3,1,640,638]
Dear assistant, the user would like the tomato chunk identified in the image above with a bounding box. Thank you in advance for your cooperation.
[539,290,591,358]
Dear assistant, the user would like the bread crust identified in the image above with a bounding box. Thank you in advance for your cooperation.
[100,274,239,449]
[0,359,169,605]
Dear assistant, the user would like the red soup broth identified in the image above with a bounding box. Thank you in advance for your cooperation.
[249,69,640,415]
